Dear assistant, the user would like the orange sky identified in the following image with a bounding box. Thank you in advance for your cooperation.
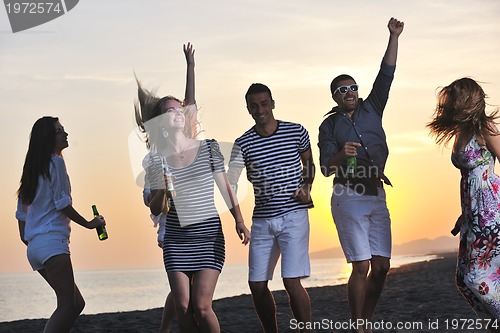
[0,0,499,273]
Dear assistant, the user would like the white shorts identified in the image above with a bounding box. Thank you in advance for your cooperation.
[331,184,391,263]
[27,232,70,271]
[249,209,310,282]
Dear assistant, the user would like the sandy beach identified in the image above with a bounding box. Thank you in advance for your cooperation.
[0,252,490,332]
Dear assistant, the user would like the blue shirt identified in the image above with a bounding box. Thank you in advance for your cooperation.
[318,61,396,185]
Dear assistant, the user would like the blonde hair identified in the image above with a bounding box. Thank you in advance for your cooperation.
[427,77,498,146]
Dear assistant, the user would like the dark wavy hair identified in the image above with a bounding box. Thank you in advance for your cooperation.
[17,116,59,205]
[427,77,499,146]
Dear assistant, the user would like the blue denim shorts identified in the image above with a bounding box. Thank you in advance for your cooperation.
[27,233,70,271]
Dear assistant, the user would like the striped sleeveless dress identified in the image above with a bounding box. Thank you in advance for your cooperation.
[163,139,225,272]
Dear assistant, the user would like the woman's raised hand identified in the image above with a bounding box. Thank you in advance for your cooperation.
[183,42,195,67]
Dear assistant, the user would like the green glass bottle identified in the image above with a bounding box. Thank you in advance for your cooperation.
[346,156,356,178]
[92,205,108,241]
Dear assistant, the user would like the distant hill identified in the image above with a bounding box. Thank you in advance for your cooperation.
[310,236,458,259]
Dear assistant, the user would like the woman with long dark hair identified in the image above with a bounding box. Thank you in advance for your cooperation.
[16,116,106,333]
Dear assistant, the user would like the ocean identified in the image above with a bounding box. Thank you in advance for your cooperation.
[0,255,438,322]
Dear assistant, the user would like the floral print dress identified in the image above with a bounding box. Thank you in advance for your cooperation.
[452,135,500,319]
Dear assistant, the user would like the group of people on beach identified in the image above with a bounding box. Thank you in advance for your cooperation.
[15,16,500,333]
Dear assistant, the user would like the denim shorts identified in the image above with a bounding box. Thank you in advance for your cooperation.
[249,209,310,281]
[27,233,70,271]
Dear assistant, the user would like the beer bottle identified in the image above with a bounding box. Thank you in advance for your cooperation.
[92,205,108,241]
[162,156,176,197]
[346,157,356,178]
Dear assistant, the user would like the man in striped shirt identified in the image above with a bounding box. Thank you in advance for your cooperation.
[228,83,315,332]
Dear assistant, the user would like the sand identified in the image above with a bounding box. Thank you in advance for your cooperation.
[0,252,492,332]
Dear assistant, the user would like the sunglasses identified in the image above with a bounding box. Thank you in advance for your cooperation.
[333,84,358,95]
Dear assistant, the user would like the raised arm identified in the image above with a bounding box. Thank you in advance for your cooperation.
[183,42,195,106]
[383,17,404,67]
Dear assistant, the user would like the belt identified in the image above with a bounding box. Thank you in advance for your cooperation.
[334,177,383,187]
[334,177,383,196]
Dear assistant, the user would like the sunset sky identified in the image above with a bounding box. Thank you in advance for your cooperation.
[1,0,499,273]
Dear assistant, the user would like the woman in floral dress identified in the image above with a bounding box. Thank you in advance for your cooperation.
[428,77,500,324]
